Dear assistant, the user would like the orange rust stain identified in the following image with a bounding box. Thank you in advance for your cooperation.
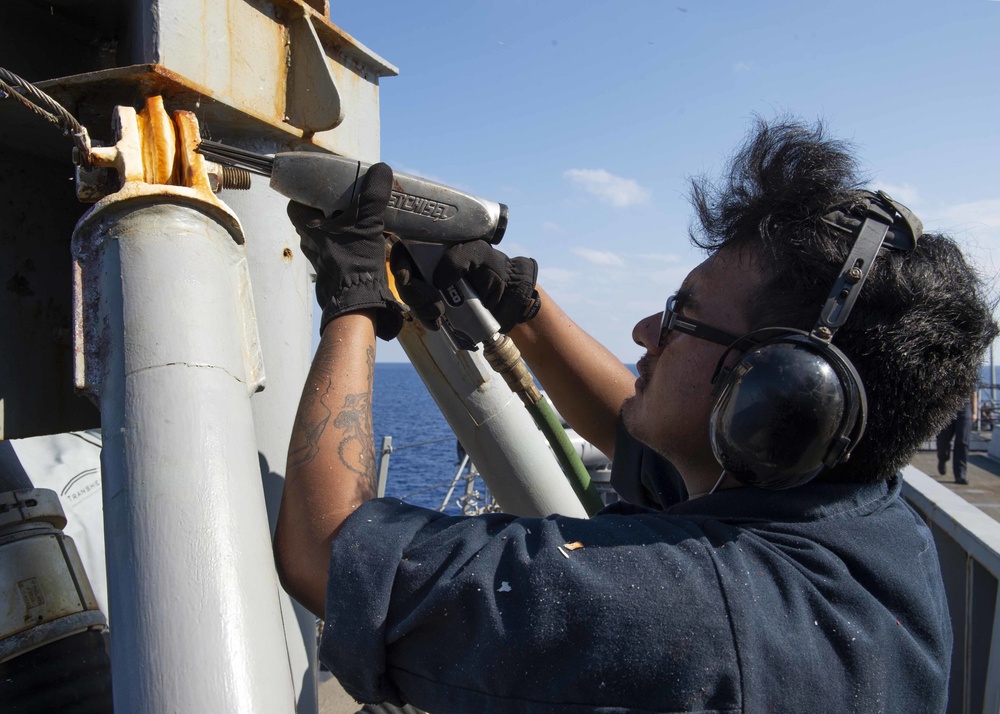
[138,96,179,185]
[139,95,178,184]
[151,65,220,102]
[172,110,228,214]
[282,247,293,261]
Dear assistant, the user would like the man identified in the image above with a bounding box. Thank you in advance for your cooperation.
[936,393,979,484]
[274,118,998,712]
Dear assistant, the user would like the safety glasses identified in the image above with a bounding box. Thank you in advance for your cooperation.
[658,293,746,348]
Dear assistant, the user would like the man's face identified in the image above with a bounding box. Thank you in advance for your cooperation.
[622,248,762,482]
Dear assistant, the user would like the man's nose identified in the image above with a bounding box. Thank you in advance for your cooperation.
[632,312,663,351]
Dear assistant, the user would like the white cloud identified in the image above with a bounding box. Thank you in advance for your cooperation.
[501,240,532,258]
[649,263,699,285]
[563,168,650,207]
[925,199,1000,257]
[928,199,1000,275]
[938,198,1000,229]
[638,253,683,263]
[732,61,753,74]
[572,247,626,267]
[541,221,563,233]
[539,267,580,285]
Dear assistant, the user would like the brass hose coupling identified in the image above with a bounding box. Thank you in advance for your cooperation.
[483,334,540,406]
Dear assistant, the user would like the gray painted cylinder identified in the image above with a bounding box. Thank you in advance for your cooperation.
[73,197,296,714]
[398,322,589,519]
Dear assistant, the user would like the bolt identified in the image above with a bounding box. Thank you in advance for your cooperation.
[846,266,863,283]
[205,162,253,193]
[221,165,252,191]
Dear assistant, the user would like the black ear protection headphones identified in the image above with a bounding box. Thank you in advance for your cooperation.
[708,190,923,489]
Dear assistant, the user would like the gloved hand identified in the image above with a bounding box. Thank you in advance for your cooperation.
[287,162,403,340]
[389,240,540,334]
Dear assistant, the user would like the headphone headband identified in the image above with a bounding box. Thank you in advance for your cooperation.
[813,191,922,342]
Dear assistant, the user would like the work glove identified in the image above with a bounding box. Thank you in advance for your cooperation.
[287,162,403,340]
[389,240,540,335]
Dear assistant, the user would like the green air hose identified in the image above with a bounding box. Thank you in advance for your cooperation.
[483,335,605,517]
[527,395,605,516]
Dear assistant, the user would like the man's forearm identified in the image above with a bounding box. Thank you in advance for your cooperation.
[510,286,636,457]
[274,311,378,616]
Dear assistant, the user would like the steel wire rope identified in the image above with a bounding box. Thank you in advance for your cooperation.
[0,66,92,162]
[69,431,103,449]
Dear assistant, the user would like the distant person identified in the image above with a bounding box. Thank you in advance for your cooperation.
[937,393,979,484]
[274,118,998,712]
[982,399,994,431]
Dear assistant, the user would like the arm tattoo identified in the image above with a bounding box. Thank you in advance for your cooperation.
[288,376,333,468]
[334,392,376,497]
[290,343,340,465]
[289,344,377,500]
[337,345,377,496]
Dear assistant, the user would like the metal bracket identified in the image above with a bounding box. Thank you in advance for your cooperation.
[286,13,343,133]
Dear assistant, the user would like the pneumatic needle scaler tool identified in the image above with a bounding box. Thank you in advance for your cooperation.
[196,140,508,350]
[199,140,605,513]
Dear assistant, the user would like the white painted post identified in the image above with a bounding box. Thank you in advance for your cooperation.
[73,196,296,714]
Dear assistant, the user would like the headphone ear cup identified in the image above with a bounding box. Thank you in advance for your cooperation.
[709,337,861,489]
[817,342,867,468]
[711,365,733,397]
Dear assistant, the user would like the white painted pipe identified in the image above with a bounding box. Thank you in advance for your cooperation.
[397,321,589,519]
[73,194,296,714]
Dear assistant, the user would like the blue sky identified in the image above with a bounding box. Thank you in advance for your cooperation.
[326,0,1000,364]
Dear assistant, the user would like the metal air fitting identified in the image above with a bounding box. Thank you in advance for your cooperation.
[0,488,107,662]
[483,334,541,406]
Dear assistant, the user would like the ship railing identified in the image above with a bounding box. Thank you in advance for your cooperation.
[901,465,1000,714]
[376,435,498,514]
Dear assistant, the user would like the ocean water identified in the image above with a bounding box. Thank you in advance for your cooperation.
[372,363,476,513]
[372,361,637,514]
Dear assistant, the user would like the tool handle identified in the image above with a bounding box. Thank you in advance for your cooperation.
[443,279,502,349]
[270,152,508,245]
[399,240,500,350]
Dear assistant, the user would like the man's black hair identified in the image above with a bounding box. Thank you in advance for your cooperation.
[689,116,999,482]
